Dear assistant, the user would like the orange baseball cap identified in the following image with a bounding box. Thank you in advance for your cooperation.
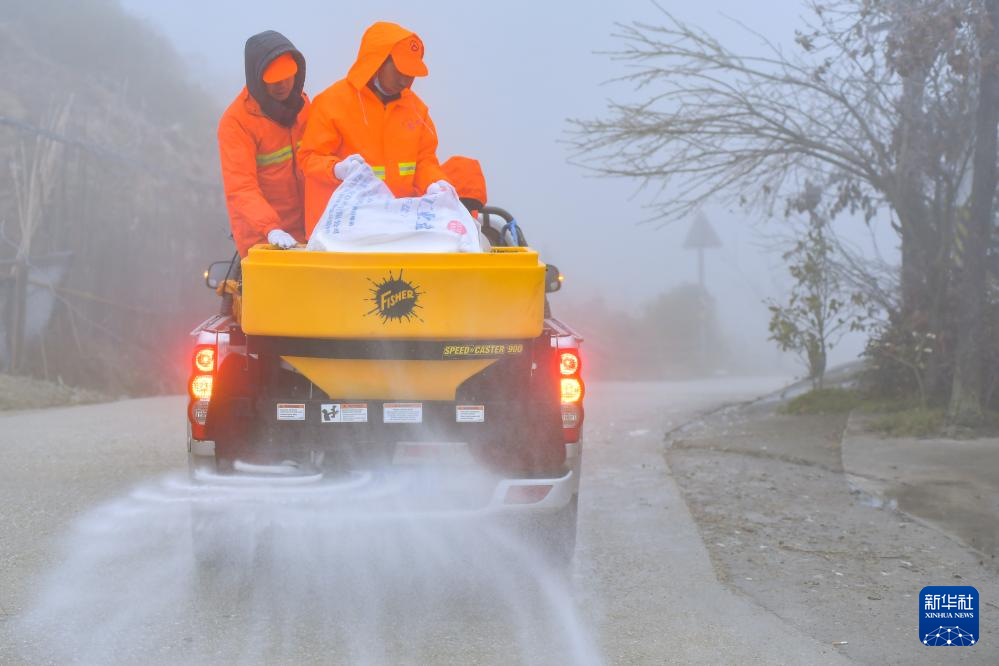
[391,35,428,77]
[263,53,298,83]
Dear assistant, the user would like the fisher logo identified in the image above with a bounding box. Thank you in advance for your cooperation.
[366,270,424,323]
[920,586,978,647]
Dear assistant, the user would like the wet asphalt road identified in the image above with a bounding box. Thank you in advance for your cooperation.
[0,378,857,664]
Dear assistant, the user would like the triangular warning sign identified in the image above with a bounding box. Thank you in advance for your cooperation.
[684,213,722,249]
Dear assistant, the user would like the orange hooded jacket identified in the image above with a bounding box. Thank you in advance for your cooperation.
[441,156,487,210]
[218,32,310,258]
[298,22,447,235]
[218,91,310,256]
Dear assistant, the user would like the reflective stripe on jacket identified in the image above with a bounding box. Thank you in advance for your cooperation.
[298,22,447,236]
[218,88,310,257]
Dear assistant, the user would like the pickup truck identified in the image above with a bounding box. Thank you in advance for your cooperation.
[186,207,584,564]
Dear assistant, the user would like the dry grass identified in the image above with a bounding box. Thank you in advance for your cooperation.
[780,388,862,415]
[0,373,110,411]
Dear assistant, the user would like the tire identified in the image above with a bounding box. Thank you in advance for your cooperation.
[213,434,242,473]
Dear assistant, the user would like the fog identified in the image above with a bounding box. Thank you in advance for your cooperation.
[119,0,899,374]
[5,4,998,663]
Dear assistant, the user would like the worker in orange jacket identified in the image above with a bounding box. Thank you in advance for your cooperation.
[298,21,449,236]
[441,156,487,214]
[442,155,504,247]
[218,31,310,257]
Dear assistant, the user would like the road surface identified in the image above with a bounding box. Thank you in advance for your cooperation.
[1,377,858,665]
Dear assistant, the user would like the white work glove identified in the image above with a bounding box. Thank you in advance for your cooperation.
[334,154,367,180]
[426,180,457,198]
[267,228,297,249]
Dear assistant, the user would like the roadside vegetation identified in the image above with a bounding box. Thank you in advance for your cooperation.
[784,386,945,436]
[866,407,948,438]
[781,388,862,415]
[782,384,999,437]
[573,0,999,429]
[0,0,229,395]
[0,373,108,411]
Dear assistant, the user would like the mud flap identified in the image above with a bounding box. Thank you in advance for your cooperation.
[207,353,259,467]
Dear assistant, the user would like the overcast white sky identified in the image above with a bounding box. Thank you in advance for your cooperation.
[121,0,897,368]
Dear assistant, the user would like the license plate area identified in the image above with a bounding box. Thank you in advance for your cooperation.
[391,441,475,466]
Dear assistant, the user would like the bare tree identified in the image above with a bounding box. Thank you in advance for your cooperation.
[576,1,972,254]
[569,0,986,403]
[0,2,230,394]
[5,99,72,372]
[949,0,999,424]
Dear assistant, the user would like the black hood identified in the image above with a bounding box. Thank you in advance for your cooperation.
[244,30,306,127]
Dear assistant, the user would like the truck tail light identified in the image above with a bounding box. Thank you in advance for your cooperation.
[559,351,580,376]
[191,400,210,426]
[188,343,218,439]
[556,345,584,442]
[560,377,583,404]
[190,374,213,401]
[561,403,582,428]
[194,347,215,372]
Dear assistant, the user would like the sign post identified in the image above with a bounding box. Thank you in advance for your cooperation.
[683,214,722,368]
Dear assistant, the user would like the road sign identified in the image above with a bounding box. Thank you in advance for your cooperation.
[684,213,722,249]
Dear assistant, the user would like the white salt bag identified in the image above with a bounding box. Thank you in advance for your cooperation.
[307,158,482,253]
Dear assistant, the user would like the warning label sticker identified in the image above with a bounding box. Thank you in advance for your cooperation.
[456,405,485,423]
[320,403,368,423]
[276,403,305,421]
[383,403,423,424]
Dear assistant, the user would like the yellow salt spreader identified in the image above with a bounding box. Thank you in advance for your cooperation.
[187,207,584,565]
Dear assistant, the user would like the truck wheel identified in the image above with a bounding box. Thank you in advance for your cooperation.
[213,433,245,474]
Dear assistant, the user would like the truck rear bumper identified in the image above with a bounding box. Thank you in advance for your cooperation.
[487,466,578,513]
[187,441,580,516]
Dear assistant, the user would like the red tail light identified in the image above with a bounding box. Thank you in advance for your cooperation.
[188,344,217,439]
[557,345,584,442]
[194,347,215,373]
[559,351,580,376]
